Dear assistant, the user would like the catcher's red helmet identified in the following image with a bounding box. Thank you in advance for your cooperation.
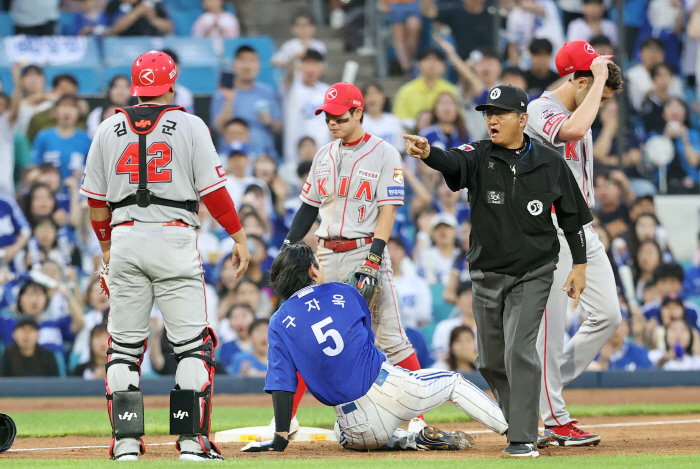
[130,50,177,97]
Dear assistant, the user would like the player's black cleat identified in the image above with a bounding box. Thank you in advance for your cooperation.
[415,426,475,450]
[180,450,226,461]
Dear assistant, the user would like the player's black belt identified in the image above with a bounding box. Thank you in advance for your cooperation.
[110,132,198,213]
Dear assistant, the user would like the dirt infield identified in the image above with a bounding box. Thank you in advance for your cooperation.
[5,414,700,460]
[2,387,699,460]
[3,386,699,413]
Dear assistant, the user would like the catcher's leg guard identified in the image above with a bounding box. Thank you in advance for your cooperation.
[105,336,147,458]
[170,327,221,455]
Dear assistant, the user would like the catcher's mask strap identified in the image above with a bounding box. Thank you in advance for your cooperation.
[0,413,17,453]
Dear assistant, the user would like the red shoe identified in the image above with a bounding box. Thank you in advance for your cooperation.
[546,420,601,446]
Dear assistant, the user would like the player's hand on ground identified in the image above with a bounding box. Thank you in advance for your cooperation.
[231,230,250,278]
[563,264,586,309]
[590,56,613,81]
[403,135,431,159]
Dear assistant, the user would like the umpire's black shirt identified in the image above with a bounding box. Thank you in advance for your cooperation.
[424,134,592,276]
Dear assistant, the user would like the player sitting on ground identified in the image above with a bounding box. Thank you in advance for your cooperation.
[242,243,508,453]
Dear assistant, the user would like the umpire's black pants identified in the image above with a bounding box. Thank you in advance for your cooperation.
[470,260,556,443]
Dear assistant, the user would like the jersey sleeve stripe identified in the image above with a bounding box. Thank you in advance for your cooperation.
[301,193,321,204]
[80,188,107,197]
[377,198,403,203]
[198,179,226,193]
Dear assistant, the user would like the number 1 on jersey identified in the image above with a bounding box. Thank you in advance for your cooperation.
[311,317,344,357]
[116,142,173,183]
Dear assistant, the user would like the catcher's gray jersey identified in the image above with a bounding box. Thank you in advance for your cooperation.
[79,106,227,226]
[526,91,595,209]
[301,134,404,239]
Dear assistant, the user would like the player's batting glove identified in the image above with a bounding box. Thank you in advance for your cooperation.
[241,434,288,453]
[98,261,110,298]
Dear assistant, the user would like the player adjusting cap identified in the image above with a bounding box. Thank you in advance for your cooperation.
[475,85,528,113]
[315,82,364,116]
[130,50,178,97]
[555,41,611,77]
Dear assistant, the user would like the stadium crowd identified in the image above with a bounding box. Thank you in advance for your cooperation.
[0,0,700,379]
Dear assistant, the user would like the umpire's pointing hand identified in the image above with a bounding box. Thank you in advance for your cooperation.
[403,134,431,160]
[562,264,587,309]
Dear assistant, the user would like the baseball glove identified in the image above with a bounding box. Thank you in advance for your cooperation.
[98,260,110,297]
[342,253,382,313]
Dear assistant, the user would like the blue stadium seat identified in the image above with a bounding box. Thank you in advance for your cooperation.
[170,9,198,36]
[223,37,276,88]
[103,37,219,94]
[162,0,203,12]
[430,283,453,323]
[0,12,13,36]
[59,12,79,35]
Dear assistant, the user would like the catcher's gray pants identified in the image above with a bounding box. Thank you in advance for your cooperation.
[107,222,214,456]
[333,362,508,450]
[317,244,414,364]
[470,260,556,444]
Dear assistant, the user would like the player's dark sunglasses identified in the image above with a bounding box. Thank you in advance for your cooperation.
[325,117,351,124]
[482,109,518,118]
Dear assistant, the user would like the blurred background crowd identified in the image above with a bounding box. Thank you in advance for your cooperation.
[1,0,700,380]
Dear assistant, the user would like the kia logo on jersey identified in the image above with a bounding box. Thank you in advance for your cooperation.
[326,88,337,100]
[139,69,155,85]
[134,119,152,128]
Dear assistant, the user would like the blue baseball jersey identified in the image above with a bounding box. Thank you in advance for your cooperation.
[265,282,386,406]
[31,128,92,181]
[0,194,31,249]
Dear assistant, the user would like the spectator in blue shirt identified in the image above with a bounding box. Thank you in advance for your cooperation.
[597,317,652,371]
[218,303,255,371]
[0,194,31,267]
[0,280,83,372]
[211,46,282,159]
[418,92,470,151]
[227,318,269,377]
[31,95,92,183]
[642,264,700,331]
[67,0,109,36]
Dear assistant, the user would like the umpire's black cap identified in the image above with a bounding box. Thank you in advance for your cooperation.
[0,413,17,452]
[475,85,528,113]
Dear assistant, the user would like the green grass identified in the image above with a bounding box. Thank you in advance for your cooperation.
[2,455,700,468]
[9,402,700,438]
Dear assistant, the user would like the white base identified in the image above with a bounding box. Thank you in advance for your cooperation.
[214,426,338,443]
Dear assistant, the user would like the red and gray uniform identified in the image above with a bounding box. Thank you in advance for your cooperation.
[81,51,241,460]
[301,134,414,363]
[527,91,622,428]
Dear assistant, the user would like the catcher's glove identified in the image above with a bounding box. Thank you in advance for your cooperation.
[342,253,382,313]
[98,260,110,297]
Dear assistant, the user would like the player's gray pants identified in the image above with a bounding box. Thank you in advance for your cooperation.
[318,244,414,364]
[332,362,507,450]
[537,222,621,427]
[107,222,213,456]
[470,260,556,444]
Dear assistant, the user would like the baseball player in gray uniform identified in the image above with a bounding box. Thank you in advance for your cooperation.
[80,51,250,461]
[526,41,624,446]
[278,82,425,433]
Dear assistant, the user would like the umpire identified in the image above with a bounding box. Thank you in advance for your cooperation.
[403,85,592,458]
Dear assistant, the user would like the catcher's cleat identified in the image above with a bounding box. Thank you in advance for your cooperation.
[537,428,556,448]
[415,426,475,450]
[180,450,226,461]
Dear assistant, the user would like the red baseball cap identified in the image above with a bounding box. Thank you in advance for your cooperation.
[555,41,611,77]
[130,50,177,97]
[315,82,364,116]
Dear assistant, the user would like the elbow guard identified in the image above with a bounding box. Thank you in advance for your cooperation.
[201,188,242,235]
